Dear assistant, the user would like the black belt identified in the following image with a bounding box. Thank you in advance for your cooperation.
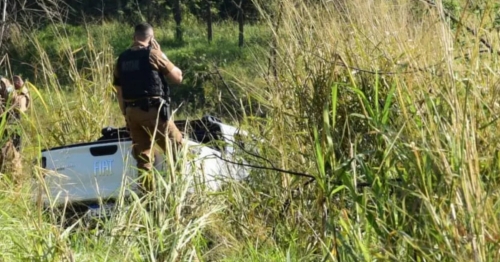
[124,97,163,108]
[125,97,171,120]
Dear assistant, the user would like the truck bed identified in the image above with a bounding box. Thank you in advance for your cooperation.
[37,116,249,206]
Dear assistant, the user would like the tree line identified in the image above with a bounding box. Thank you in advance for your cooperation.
[1,0,267,46]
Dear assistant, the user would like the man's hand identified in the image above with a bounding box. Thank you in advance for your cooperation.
[150,38,161,50]
[114,85,126,116]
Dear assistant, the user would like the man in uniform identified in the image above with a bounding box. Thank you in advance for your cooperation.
[11,75,30,151]
[113,22,184,194]
[0,75,29,180]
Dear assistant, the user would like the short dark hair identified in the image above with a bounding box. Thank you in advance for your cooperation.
[134,22,153,37]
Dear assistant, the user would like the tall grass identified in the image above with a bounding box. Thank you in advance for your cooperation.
[1,21,234,257]
[1,12,279,262]
[235,0,500,261]
[1,0,500,261]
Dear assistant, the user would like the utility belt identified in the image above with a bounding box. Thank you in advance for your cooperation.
[124,97,164,108]
[124,96,170,121]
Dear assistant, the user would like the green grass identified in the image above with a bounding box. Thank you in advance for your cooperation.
[8,16,267,118]
[2,0,500,261]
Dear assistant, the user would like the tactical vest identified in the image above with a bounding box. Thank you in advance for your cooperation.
[117,47,168,100]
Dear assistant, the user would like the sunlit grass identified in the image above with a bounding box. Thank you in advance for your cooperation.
[1,0,500,261]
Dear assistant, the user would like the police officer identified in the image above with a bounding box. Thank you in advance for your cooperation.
[113,22,184,194]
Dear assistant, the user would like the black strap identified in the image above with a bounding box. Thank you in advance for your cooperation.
[147,43,171,104]
[159,73,170,104]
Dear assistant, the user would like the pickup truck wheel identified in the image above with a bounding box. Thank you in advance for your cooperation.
[47,202,114,230]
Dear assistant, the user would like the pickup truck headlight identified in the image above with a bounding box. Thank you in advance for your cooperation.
[41,156,46,168]
[31,156,47,179]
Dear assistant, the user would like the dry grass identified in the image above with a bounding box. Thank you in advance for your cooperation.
[0,0,500,261]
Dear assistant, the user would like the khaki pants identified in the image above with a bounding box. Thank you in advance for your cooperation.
[125,106,183,193]
[0,140,22,182]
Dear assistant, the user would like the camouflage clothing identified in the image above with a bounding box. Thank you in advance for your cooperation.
[0,76,30,179]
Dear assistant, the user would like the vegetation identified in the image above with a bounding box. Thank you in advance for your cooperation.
[1,0,500,261]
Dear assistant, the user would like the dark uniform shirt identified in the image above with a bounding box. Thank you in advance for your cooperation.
[113,43,175,100]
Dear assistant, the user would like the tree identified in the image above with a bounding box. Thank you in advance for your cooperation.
[0,0,7,49]
[233,0,244,47]
[205,0,212,43]
[173,0,182,42]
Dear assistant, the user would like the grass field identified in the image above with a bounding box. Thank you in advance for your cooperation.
[1,0,500,261]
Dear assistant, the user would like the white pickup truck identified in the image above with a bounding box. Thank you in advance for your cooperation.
[35,115,250,222]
